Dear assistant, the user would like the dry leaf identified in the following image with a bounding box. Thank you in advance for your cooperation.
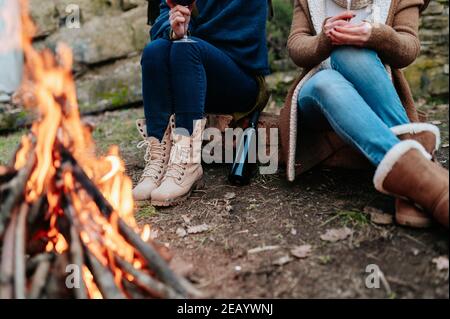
[273,255,293,266]
[432,256,449,271]
[364,205,393,225]
[320,227,353,243]
[290,245,312,259]
[187,224,209,234]
[181,214,191,224]
[224,192,236,200]
[176,227,187,238]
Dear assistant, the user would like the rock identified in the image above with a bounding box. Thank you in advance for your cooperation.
[121,0,139,11]
[124,7,152,51]
[403,0,450,98]
[54,0,122,23]
[29,0,58,37]
[45,13,137,65]
[405,55,449,98]
[76,56,142,113]
[424,1,445,15]
[0,101,32,132]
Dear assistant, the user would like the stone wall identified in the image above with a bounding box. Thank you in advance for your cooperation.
[405,0,449,99]
[31,0,448,111]
[30,0,150,114]
[0,0,448,131]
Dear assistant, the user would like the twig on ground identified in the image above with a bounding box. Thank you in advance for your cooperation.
[86,251,126,299]
[69,226,88,299]
[0,152,35,236]
[14,203,28,299]
[0,210,17,299]
[248,245,280,254]
[61,148,189,297]
[28,255,52,299]
[115,257,183,299]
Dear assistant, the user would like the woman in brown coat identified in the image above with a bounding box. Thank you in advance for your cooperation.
[280,0,448,228]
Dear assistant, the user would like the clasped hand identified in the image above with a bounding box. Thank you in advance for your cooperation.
[167,0,192,40]
[324,11,373,47]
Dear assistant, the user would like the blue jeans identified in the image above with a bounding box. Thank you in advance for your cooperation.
[298,47,410,165]
[141,37,258,140]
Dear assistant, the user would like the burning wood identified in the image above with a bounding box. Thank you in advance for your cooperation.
[0,0,193,299]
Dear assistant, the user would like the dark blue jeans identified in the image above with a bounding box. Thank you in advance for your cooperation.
[141,37,258,140]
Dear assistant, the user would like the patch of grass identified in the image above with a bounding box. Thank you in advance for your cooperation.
[99,86,131,108]
[91,108,143,158]
[321,210,370,228]
[388,292,397,299]
[0,130,26,165]
[135,204,158,221]
[338,210,370,227]
[318,255,333,265]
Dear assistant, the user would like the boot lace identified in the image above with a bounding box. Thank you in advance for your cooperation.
[137,139,166,181]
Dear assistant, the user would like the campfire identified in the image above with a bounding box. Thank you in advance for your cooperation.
[0,0,192,299]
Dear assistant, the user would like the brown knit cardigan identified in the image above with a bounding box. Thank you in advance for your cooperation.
[279,0,430,181]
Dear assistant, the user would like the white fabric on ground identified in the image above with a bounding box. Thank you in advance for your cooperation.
[0,0,23,95]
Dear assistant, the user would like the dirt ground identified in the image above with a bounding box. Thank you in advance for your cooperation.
[0,103,448,299]
[126,104,449,299]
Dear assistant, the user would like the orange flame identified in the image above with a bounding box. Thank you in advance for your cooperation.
[14,136,32,170]
[82,266,103,299]
[13,0,154,298]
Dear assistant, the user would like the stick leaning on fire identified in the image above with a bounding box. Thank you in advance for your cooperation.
[0,0,200,299]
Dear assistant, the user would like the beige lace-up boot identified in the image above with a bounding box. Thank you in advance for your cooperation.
[151,119,206,207]
[132,116,174,201]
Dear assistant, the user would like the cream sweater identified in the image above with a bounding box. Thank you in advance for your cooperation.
[326,1,371,23]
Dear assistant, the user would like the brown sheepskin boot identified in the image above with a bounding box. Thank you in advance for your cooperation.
[151,119,206,207]
[374,140,449,228]
[391,123,441,228]
[132,116,174,201]
[392,123,440,157]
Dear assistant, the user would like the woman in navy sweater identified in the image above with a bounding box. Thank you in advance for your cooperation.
[133,0,270,206]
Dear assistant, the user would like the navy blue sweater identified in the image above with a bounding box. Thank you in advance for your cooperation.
[150,0,270,76]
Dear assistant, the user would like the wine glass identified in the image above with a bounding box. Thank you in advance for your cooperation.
[168,0,196,43]
[346,0,353,22]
